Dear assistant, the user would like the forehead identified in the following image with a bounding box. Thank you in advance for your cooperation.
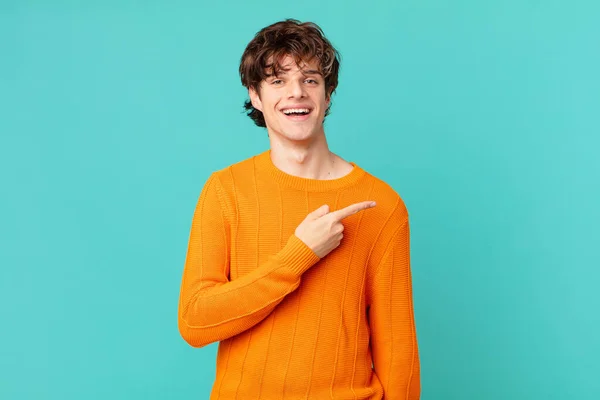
[266,54,322,76]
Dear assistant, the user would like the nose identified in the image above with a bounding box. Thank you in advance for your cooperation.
[287,79,306,99]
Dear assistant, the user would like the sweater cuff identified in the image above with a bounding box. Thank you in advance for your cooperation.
[277,234,321,276]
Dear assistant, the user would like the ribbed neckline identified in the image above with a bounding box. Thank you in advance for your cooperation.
[254,149,367,192]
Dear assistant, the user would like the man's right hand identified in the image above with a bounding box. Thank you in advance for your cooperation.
[294,201,377,259]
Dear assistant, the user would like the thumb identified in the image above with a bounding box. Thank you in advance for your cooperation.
[310,204,330,219]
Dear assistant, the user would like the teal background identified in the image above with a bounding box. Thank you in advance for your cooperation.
[1,0,599,399]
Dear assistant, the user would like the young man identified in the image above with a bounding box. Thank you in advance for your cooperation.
[178,19,420,399]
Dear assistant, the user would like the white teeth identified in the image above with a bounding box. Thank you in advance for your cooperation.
[283,108,310,115]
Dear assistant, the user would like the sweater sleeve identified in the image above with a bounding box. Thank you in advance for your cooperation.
[368,218,421,399]
[177,173,321,348]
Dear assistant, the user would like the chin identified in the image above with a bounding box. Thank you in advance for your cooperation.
[269,126,310,139]
[286,130,318,141]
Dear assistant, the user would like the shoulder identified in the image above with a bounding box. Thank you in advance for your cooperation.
[358,166,409,227]
[210,151,262,188]
[355,166,411,268]
[200,152,263,217]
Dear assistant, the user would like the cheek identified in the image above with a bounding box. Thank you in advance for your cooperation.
[316,91,329,107]
[262,97,279,113]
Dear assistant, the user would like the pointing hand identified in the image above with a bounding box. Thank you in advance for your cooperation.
[294,201,376,258]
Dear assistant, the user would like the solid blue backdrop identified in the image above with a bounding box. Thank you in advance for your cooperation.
[1,1,599,399]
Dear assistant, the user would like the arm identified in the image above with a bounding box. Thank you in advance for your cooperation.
[369,218,421,399]
[178,173,320,348]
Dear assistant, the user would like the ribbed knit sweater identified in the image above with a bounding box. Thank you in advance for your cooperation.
[178,149,420,399]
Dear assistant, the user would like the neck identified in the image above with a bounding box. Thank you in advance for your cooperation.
[268,133,336,180]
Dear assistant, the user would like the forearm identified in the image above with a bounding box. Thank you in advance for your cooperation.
[178,234,319,347]
[372,314,420,399]
[377,339,420,399]
[370,218,421,399]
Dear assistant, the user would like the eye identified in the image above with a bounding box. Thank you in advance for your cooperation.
[305,79,318,84]
[271,79,283,85]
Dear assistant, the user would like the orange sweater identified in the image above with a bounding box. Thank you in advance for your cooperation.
[178,150,420,399]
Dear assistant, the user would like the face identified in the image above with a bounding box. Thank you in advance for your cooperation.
[249,55,331,142]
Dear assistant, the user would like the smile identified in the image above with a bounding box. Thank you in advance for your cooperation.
[280,108,312,121]
[282,108,310,115]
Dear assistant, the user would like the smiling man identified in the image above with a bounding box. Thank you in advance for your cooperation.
[178,19,420,399]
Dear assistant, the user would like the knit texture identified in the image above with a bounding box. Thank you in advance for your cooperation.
[178,149,420,399]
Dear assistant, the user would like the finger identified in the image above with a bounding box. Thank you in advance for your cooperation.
[328,201,376,221]
[310,204,330,218]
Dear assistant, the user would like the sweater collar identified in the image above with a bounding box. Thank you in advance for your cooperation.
[254,149,367,192]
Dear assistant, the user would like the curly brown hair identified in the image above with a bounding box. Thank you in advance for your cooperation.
[239,19,341,127]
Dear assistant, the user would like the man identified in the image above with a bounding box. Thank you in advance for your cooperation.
[178,19,420,399]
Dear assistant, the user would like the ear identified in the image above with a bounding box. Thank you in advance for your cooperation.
[248,87,263,112]
[325,86,333,107]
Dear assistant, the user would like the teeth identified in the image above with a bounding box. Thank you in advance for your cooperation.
[283,108,310,115]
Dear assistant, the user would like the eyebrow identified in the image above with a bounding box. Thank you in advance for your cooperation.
[272,68,323,77]
[302,69,322,76]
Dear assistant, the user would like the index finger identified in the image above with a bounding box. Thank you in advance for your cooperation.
[328,201,376,221]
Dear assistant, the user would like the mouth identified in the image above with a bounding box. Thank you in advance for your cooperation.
[280,107,312,121]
